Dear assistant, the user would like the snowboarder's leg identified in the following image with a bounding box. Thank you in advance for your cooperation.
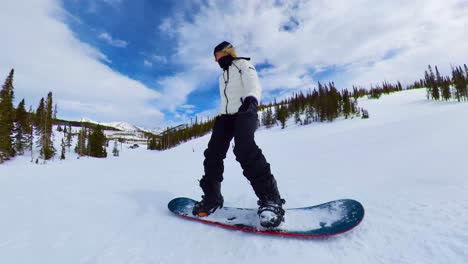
[193,115,234,216]
[233,112,285,227]
[202,115,235,183]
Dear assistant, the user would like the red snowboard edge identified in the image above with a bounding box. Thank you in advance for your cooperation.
[171,210,365,238]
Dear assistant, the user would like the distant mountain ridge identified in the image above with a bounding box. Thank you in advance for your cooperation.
[79,119,163,134]
[55,118,163,135]
[103,122,163,134]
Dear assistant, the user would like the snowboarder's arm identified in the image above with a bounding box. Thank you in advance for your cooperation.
[239,60,262,103]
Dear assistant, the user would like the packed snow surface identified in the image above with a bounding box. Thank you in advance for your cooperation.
[1,89,467,264]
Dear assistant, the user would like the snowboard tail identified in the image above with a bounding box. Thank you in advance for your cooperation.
[168,197,364,238]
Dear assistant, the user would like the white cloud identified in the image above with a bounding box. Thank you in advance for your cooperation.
[87,0,124,12]
[144,60,153,67]
[98,32,129,48]
[156,70,215,112]
[152,55,167,64]
[179,104,195,109]
[140,52,168,65]
[0,0,162,127]
[159,0,468,106]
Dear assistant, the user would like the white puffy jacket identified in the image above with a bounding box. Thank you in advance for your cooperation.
[218,58,262,115]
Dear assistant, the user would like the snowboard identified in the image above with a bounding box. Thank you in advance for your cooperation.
[168,197,364,238]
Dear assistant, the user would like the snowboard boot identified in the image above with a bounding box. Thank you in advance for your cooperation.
[192,177,223,217]
[252,176,285,228]
[258,198,285,228]
[192,195,224,217]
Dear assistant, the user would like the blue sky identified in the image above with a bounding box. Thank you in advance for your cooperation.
[62,0,218,123]
[64,0,180,80]
[1,0,468,128]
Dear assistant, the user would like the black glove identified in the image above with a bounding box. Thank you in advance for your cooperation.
[238,96,258,113]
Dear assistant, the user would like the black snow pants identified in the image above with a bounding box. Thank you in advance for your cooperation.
[201,111,282,203]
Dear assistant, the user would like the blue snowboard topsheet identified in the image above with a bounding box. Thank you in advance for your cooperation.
[168,197,364,237]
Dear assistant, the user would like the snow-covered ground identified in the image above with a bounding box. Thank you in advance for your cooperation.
[1,89,467,264]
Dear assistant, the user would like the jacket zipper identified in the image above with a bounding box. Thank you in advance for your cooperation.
[223,69,229,114]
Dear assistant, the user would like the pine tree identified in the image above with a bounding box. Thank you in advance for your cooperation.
[264,107,275,128]
[66,124,73,151]
[27,106,34,162]
[147,137,157,150]
[42,92,56,160]
[0,69,16,161]
[459,66,468,101]
[342,89,352,119]
[294,111,302,125]
[75,125,87,156]
[327,82,341,121]
[274,104,280,123]
[35,98,44,128]
[60,138,66,160]
[424,70,432,100]
[35,94,56,161]
[88,125,107,158]
[13,99,28,155]
[317,82,327,121]
[464,64,468,80]
[452,66,465,102]
[440,76,451,101]
[428,65,440,100]
[304,104,314,125]
[277,105,287,129]
[35,98,45,160]
[435,66,443,89]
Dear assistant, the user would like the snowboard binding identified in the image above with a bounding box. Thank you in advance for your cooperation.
[258,199,286,228]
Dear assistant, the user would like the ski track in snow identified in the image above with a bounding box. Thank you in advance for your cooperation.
[0,89,467,264]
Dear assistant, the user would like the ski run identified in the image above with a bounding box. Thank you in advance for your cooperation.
[1,89,467,264]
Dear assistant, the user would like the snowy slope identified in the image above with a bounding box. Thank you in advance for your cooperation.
[0,89,467,264]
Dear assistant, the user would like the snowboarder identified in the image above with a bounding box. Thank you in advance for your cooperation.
[192,41,285,228]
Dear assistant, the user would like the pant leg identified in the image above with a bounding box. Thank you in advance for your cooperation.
[202,115,235,183]
[233,112,282,202]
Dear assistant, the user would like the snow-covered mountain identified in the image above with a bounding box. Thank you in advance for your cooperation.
[78,118,162,134]
[79,117,100,124]
[1,89,467,264]
[102,121,144,132]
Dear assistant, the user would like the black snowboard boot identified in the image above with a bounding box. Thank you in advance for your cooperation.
[192,177,223,217]
[253,176,285,228]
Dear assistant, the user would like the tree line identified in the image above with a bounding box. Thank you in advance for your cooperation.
[0,69,56,163]
[147,118,215,151]
[259,81,368,129]
[410,64,468,102]
[0,69,108,164]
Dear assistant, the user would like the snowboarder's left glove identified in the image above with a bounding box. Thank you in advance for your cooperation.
[238,96,258,114]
